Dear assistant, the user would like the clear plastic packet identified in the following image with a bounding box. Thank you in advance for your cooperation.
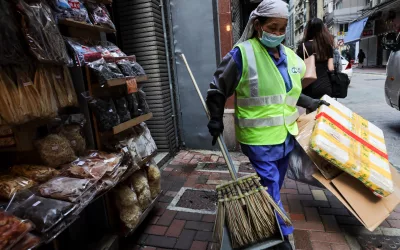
[65,38,102,66]
[48,66,78,108]
[34,66,59,119]
[97,41,126,57]
[133,123,157,159]
[119,205,142,229]
[99,164,128,192]
[137,89,150,115]
[59,125,86,156]
[38,177,94,203]
[0,175,35,200]
[114,184,138,207]
[114,97,131,123]
[0,125,13,137]
[85,3,116,30]
[87,58,120,84]
[10,165,60,183]
[16,0,69,64]
[146,162,161,199]
[83,93,120,131]
[126,93,139,118]
[0,210,34,250]
[64,0,91,23]
[10,233,41,250]
[0,1,29,66]
[117,60,135,77]
[130,170,151,211]
[130,62,146,76]
[35,134,77,167]
[107,63,124,78]
[8,190,76,233]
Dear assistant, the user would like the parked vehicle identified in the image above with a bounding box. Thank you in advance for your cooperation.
[341,56,353,81]
[384,32,400,110]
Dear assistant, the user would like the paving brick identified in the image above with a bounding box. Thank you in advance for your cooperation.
[312,190,328,201]
[149,216,160,225]
[185,221,214,231]
[293,229,312,250]
[145,235,177,248]
[336,216,363,226]
[175,230,197,249]
[159,195,174,203]
[288,199,303,214]
[154,203,169,216]
[318,208,350,216]
[283,204,290,213]
[331,244,351,250]
[379,220,391,228]
[287,194,314,201]
[195,231,213,242]
[329,200,345,209]
[184,178,197,187]
[309,231,347,244]
[341,225,383,236]
[202,214,216,223]
[165,191,178,197]
[175,211,203,221]
[304,207,321,222]
[136,234,149,245]
[284,179,297,189]
[280,188,299,194]
[281,194,288,205]
[157,210,177,226]
[211,155,219,162]
[190,159,199,165]
[301,200,331,208]
[163,167,174,172]
[145,225,168,236]
[395,204,400,213]
[166,220,186,237]
[290,213,305,221]
[196,175,208,184]
[292,221,325,231]
[190,241,208,250]
[297,184,312,195]
[311,241,331,250]
[388,212,400,220]
[388,219,400,228]
[321,215,341,232]
[183,153,195,160]
[206,180,227,185]
[207,242,217,250]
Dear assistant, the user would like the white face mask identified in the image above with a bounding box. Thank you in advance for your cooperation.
[259,28,285,48]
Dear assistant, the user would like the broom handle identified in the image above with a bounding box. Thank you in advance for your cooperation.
[180,54,238,180]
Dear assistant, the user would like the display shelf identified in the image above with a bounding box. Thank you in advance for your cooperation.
[110,113,153,135]
[59,19,116,34]
[124,191,162,237]
[106,75,148,87]
[104,55,136,63]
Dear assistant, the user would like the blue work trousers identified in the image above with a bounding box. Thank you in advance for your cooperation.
[241,145,294,236]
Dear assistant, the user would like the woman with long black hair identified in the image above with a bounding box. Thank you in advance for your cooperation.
[297,18,335,99]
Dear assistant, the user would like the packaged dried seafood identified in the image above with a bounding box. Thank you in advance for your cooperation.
[86,3,115,30]
[65,38,102,66]
[119,205,141,229]
[130,62,146,76]
[126,93,139,118]
[0,210,34,250]
[147,163,161,199]
[59,125,86,156]
[114,184,138,207]
[34,66,59,119]
[137,89,150,115]
[114,97,131,123]
[39,177,94,202]
[86,95,120,131]
[134,124,157,159]
[130,170,151,211]
[10,233,41,250]
[88,58,123,84]
[0,69,26,125]
[117,60,135,77]
[99,165,128,192]
[0,175,35,200]
[48,66,78,108]
[10,165,59,183]
[35,134,77,167]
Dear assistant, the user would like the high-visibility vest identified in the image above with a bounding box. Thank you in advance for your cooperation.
[235,38,305,145]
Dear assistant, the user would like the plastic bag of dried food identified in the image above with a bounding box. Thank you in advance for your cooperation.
[39,177,93,202]
[0,210,34,250]
[34,66,59,118]
[65,38,102,66]
[0,1,28,66]
[137,89,150,115]
[114,97,131,123]
[98,41,126,57]
[59,125,86,156]
[131,62,146,76]
[0,125,13,137]
[130,170,151,211]
[9,190,75,233]
[117,60,135,76]
[126,93,139,118]
[85,94,120,131]
[63,0,91,23]
[48,66,78,108]
[0,175,35,199]
[107,63,124,78]
[120,205,141,229]
[10,165,60,183]
[114,184,138,207]
[147,163,161,199]
[88,58,121,84]
[16,0,69,64]
[35,134,77,167]
[133,124,157,159]
[10,233,41,250]
[86,3,115,30]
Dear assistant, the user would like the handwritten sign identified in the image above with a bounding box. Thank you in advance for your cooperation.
[127,78,138,94]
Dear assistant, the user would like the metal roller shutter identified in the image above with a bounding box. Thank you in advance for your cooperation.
[114,0,179,154]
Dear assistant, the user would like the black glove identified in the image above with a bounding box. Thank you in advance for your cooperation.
[307,99,330,112]
[297,94,330,113]
[206,90,226,146]
[207,118,224,146]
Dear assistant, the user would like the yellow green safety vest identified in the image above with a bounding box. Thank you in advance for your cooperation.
[235,38,305,145]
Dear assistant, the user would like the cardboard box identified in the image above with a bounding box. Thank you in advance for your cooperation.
[296,112,400,232]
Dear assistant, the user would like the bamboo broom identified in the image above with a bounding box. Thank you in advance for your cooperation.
[180,54,292,249]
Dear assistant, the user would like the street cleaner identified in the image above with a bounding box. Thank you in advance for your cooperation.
[206,0,329,249]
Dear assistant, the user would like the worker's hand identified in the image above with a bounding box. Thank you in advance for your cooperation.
[307,99,330,113]
[207,118,224,146]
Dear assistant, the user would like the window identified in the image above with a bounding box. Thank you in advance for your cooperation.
[340,23,349,32]
[335,0,343,9]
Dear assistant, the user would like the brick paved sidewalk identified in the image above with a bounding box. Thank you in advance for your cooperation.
[124,150,400,250]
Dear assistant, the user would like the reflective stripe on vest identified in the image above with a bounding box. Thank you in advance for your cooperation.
[236,94,299,107]
[235,110,299,128]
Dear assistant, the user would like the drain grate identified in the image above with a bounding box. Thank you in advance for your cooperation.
[176,189,217,211]
[357,235,400,250]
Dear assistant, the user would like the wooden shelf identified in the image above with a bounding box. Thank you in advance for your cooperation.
[59,19,116,34]
[104,55,136,63]
[111,113,153,135]
[106,75,148,87]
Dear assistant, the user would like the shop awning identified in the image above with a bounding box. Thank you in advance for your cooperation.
[344,17,369,44]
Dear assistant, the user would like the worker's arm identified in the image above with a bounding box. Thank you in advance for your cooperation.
[206,49,241,145]
[297,94,330,112]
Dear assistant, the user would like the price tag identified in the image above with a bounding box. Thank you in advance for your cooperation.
[51,146,59,151]
[90,152,98,157]
[122,147,128,153]
[23,81,33,87]
[77,161,85,166]
[109,109,113,113]
[127,78,138,94]
[32,201,41,207]
[55,75,62,79]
